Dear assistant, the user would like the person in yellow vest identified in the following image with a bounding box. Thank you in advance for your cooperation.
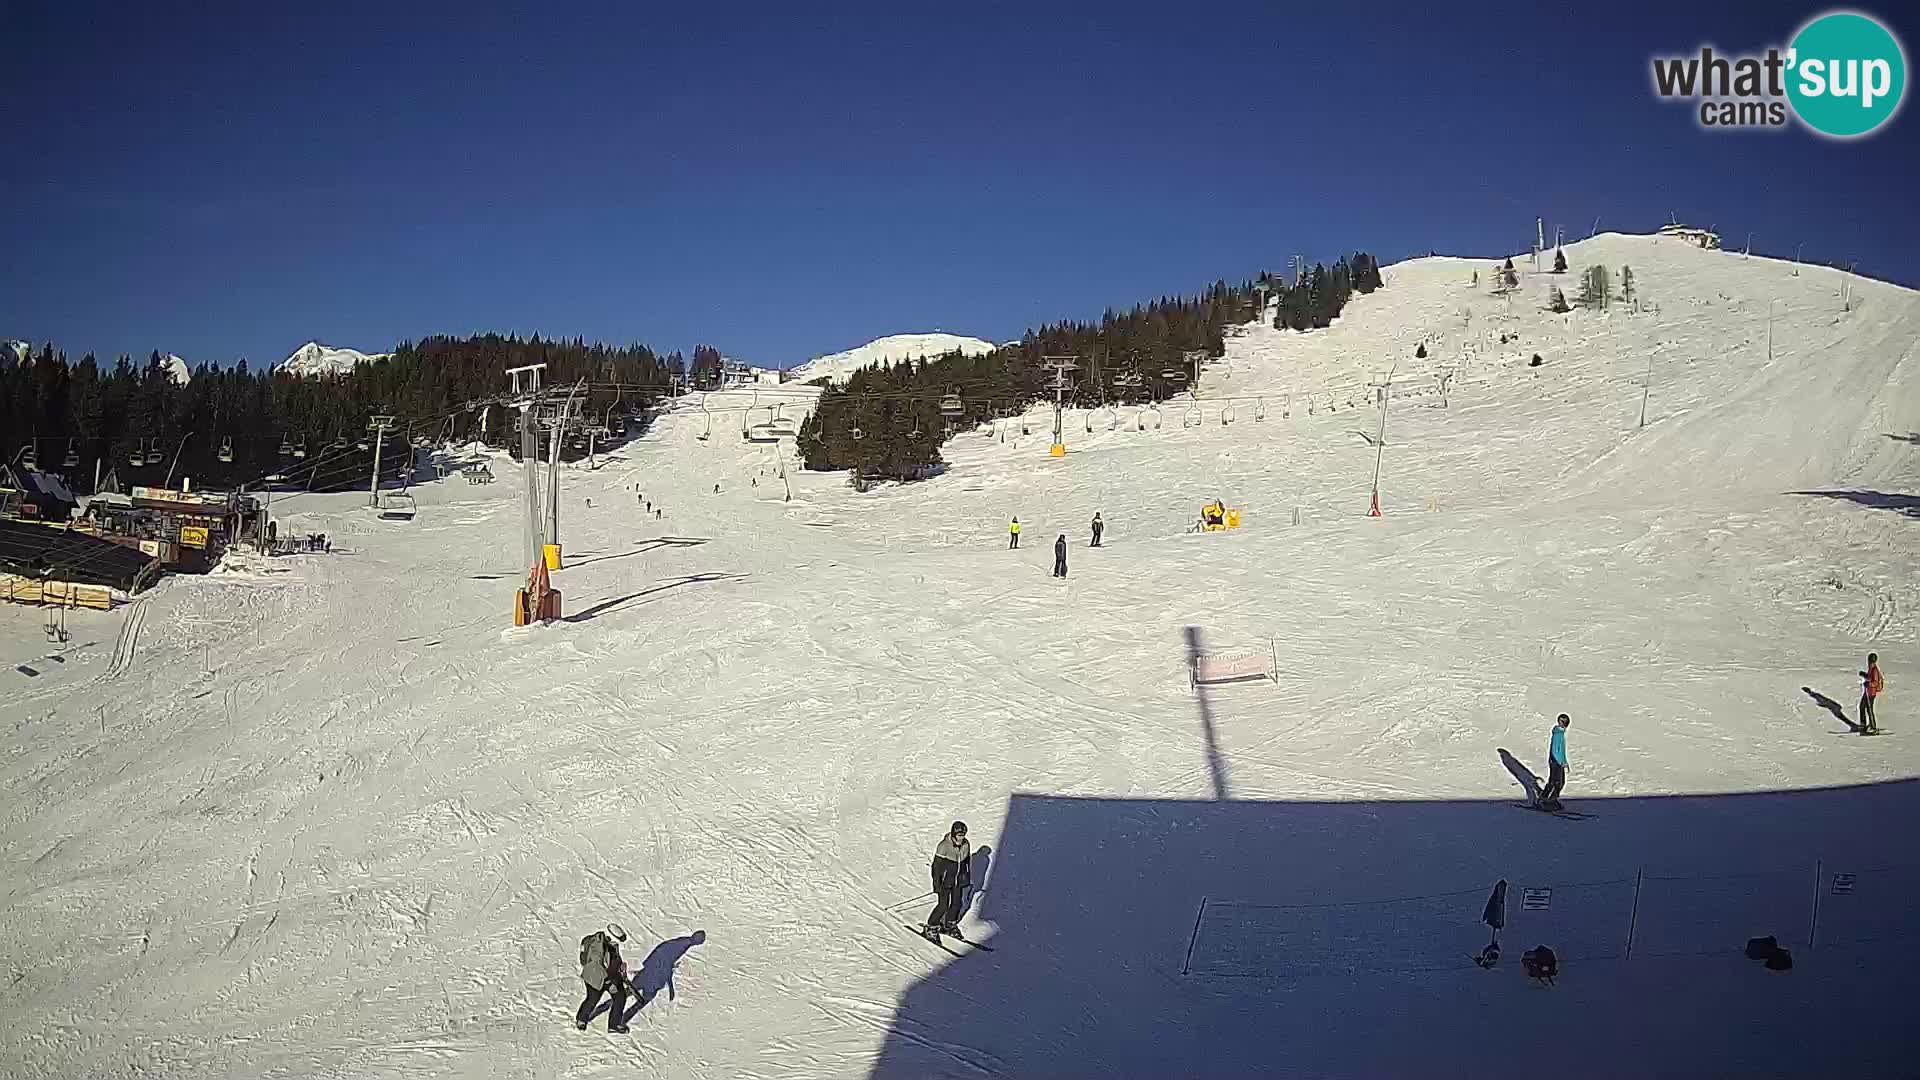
[1008,517,1021,550]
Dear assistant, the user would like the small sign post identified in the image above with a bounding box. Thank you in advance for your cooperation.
[1831,874,1856,896]
[1521,887,1552,912]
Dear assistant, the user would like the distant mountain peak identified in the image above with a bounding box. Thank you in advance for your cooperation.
[790,332,996,384]
[278,341,392,377]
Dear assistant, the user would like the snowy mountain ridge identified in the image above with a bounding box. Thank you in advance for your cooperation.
[277,341,392,378]
[789,331,996,384]
[160,353,192,386]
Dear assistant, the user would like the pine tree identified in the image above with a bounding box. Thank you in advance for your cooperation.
[1503,266,1518,290]
[1552,248,1567,274]
[1415,343,1427,359]
[1548,286,1569,313]
[1620,265,1635,303]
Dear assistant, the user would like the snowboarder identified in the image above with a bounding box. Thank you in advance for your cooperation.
[1090,512,1103,548]
[1052,534,1068,578]
[1008,517,1020,550]
[1860,653,1884,734]
[1475,879,1507,968]
[1539,713,1571,808]
[925,821,972,940]
[576,923,631,1033]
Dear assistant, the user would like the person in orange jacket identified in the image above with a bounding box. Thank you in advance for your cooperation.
[1860,653,1884,734]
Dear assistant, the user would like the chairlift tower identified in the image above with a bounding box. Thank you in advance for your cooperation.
[1040,354,1080,457]
[366,415,395,507]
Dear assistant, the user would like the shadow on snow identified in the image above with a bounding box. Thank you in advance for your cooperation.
[868,780,1920,1079]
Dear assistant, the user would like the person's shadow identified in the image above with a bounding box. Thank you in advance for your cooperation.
[961,845,993,918]
[1802,687,1860,732]
[622,931,707,1020]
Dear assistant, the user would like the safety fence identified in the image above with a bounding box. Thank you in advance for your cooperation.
[1182,859,1920,979]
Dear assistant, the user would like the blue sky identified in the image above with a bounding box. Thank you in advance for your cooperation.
[2,1,1910,370]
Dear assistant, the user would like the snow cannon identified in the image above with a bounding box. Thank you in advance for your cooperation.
[1199,501,1242,532]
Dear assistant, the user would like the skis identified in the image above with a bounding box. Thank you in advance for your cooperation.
[1514,802,1596,820]
[903,924,995,953]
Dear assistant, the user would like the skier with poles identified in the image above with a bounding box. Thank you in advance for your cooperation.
[1538,713,1571,810]
[575,923,632,1033]
[1860,653,1884,734]
[924,821,972,942]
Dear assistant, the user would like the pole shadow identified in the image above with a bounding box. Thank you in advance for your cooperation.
[1182,626,1232,800]
[1788,489,1920,521]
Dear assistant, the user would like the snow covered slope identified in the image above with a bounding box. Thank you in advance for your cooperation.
[278,340,391,377]
[790,331,995,383]
[2,233,1916,1079]
[161,353,192,385]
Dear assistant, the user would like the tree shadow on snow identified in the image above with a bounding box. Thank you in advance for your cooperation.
[1788,489,1920,521]
[1802,687,1860,732]
[867,780,1920,1079]
[564,536,711,569]
[564,572,749,622]
[1883,432,1920,446]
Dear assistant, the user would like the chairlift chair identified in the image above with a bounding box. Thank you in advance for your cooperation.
[293,439,307,459]
[20,441,37,469]
[218,436,234,463]
[146,443,165,465]
[1221,402,1237,425]
[1254,399,1269,422]
[1182,399,1203,428]
[851,424,866,441]
[278,436,294,456]
[376,491,417,521]
[128,441,144,467]
[940,392,963,418]
[63,440,80,468]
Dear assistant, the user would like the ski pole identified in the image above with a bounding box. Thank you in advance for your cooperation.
[885,890,935,910]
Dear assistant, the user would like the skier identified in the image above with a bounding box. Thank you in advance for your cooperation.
[925,821,972,941]
[1860,653,1884,734]
[576,923,631,1033]
[1539,713,1571,809]
[1053,534,1068,578]
[1008,517,1021,550]
[1090,512,1103,548]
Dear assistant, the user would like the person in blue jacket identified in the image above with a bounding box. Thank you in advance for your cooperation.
[1539,713,1570,808]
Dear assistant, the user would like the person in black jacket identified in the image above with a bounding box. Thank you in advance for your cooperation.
[1090,513,1103,547]
[1053,534,1068,578]
[925,821,972,939]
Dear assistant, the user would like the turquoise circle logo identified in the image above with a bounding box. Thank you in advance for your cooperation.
[1787,11,1907,137]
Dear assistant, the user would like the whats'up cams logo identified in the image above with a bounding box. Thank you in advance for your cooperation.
[1651,10,1906,137]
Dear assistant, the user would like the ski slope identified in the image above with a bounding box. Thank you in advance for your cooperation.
[2,233,1916,1078]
